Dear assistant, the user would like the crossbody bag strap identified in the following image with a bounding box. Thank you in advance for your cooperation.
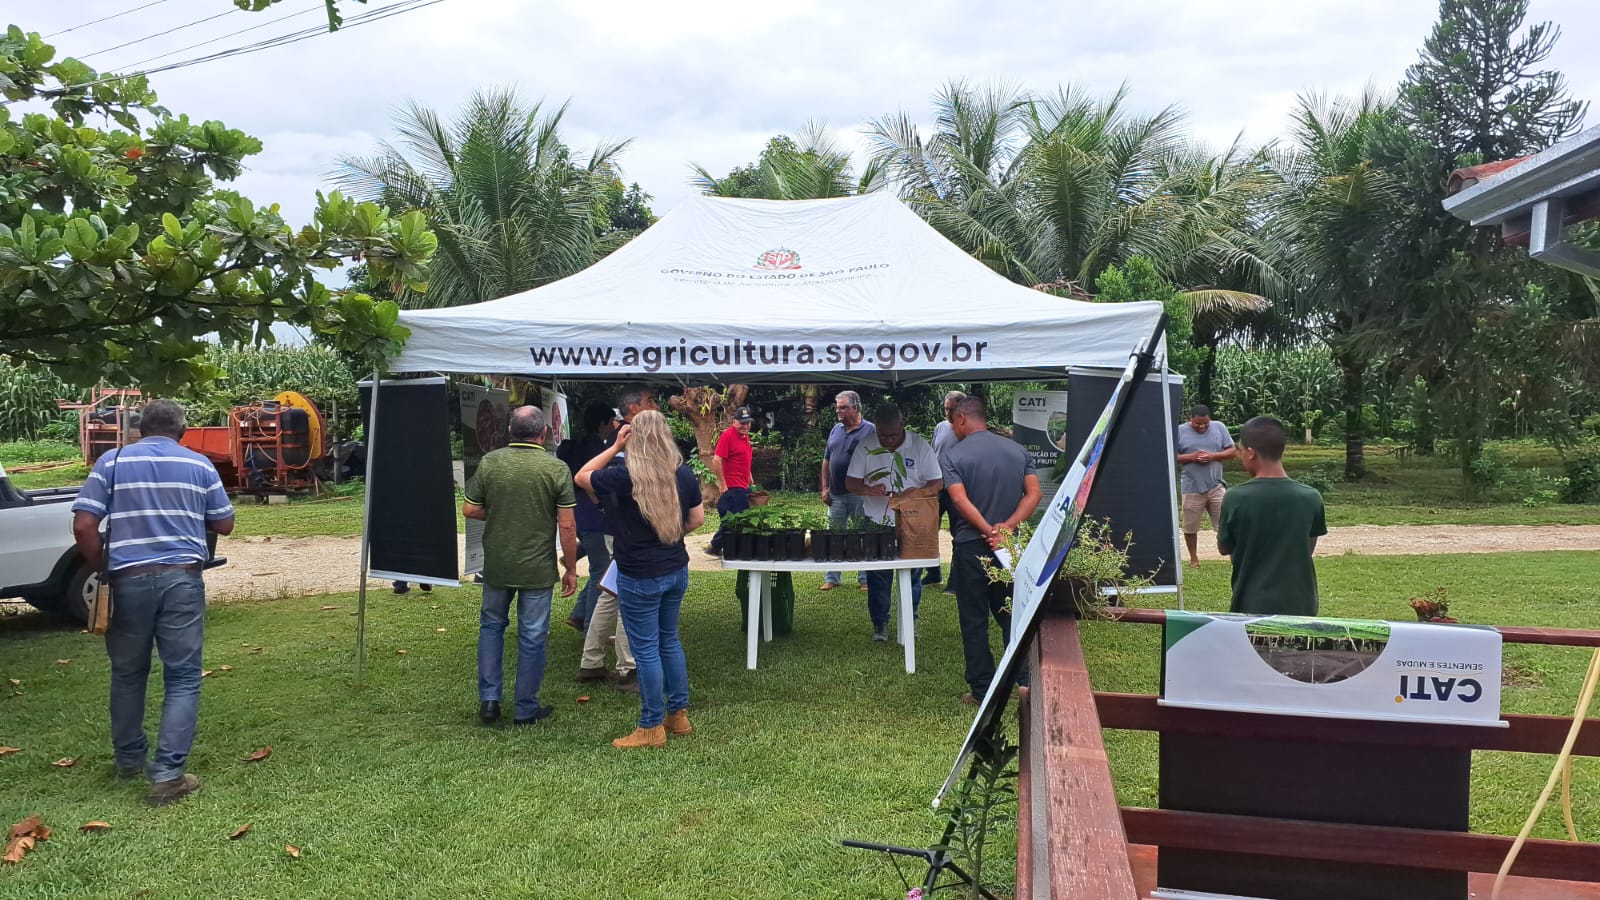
[102,449,120,574]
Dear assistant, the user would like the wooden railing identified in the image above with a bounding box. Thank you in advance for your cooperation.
[1016,606,1600,900]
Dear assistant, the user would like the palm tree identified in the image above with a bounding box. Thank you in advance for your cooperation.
[868,82,1274,389]
[690,123,883,200]
[334,90,629,308]
[1264,90,1399,480]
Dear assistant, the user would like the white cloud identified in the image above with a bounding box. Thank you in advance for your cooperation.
[23,0,1600,225]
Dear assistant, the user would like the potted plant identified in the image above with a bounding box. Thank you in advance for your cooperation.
[983,517,1153,619]
[1408,587,1457,623]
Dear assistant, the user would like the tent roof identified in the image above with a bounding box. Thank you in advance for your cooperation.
[388,193,1165,384]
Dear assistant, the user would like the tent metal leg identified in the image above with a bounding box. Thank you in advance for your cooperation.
[355,369,380,680]
[1160,353,1184,609]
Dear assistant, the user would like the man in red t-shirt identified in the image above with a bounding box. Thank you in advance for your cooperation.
[706,406,755,556]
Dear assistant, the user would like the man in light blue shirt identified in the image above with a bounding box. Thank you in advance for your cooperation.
[72,400,233,806]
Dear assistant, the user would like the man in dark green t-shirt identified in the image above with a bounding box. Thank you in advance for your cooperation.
[462,406,578,726]
[1216,416,1327,616]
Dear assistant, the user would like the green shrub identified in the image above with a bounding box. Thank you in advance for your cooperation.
[0,440,80,466]
[1562,449,1600,504]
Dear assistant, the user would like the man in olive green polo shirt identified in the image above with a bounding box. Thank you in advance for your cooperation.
[1217,416,1327,616]
[463,406,579,726]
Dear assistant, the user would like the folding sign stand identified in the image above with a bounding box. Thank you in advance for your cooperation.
[841,827,1001,900]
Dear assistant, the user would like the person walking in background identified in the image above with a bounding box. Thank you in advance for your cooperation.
[705,406,755,557]
[1217,416,1327,616]
[462,406,578,727]
[846,405,941,641]
[70,400,235,806]
[559,402,621,631]
[1175,404,1238,569]
[562,402,637,691]
[923,390,966,588]
[941,395,1041,706]
[577,411,705,749]
[820,390,874,592]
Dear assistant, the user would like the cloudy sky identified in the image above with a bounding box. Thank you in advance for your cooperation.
[23,0,1600,229]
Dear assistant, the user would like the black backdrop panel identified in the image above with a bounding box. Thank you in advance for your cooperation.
[1064,369,1181,585]
[359,379,458,584]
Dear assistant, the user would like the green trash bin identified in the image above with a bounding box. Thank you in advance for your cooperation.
[737,571,795,636]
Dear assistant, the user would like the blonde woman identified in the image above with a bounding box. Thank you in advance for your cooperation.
[576,411,704,748]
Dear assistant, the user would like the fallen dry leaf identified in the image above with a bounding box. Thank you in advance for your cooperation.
[248,648,263,655]
[219,665,233,672]
[228,823,252,840]
[319,605,340,611]
[8,815,43,841]
[79,822,112,833]
[434,628,447,633]
[285,844,301,859]
[6,679,18,687]
[202,670,214,678]
[243,746,272,763]
[3,835,33,864]
[0,747,20,756]
[51,758,75,768]
[55,659,70,665]
[395,649,407,656]
[576,695,591,703]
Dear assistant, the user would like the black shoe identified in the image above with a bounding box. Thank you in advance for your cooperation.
[577,666,608,683]
[392,583,410,595]
[480,700,501,723]
[610,670,639,693]
[922,575,942,585]
[514,705,555,725]
[872,623,889,642]
[115,763,144,780]
[420,583,432,593]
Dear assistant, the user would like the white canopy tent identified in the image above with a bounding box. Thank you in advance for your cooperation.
[354,193,1186,677]
[386,192,1166,383]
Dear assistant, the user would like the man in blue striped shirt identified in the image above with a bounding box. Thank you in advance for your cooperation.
[72,400,234,806]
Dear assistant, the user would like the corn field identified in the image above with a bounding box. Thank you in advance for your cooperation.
[187,345,361,426]
[0,363,76,442]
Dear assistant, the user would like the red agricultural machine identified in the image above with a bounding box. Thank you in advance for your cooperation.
[61,389,331,496]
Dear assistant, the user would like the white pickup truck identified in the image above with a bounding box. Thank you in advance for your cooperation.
[1,462,227,624]
[0,462,99,623]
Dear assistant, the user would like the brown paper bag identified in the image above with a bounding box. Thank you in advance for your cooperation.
[890,489,941,560]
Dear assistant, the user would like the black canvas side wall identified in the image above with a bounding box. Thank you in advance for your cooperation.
[359,379,458,584]
[1065,370,1182,585]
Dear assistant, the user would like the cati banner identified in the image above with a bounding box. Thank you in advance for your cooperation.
[1010,391,1069,474]
[1160,612,1506,728]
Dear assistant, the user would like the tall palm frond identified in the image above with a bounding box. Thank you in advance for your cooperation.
[333,89,625,309]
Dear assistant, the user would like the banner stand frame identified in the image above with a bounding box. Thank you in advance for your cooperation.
[354,367,380,682]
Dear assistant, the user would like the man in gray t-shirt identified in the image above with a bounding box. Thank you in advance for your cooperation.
[1174,404,1237,569]
[941,396,1041,705]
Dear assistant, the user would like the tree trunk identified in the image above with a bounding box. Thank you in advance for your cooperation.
[800,385,820,426]
[1194,336,1220,410]
[1337,352,1366,481]
[667,384,749,503]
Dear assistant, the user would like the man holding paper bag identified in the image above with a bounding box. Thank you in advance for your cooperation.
[845,406,941,642]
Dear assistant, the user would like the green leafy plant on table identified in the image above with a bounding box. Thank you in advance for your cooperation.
[983,517,1154,618]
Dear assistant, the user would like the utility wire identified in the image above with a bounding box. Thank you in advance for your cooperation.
[43,0,449,97]
[45,0,176,38]
[80,8,242,61]
[115,3,327,73]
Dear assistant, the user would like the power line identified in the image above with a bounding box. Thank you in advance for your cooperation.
[80,8,242,61]
[116,3,327,73]
[45,0,176,38]
[47,0,450,97]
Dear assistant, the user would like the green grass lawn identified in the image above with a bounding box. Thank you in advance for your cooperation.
[3,552,1599,897]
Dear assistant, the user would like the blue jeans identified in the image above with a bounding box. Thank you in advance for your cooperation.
[824,494,869,586]
[478,585,553,720]
[708,486,750,553]
[616,566,690,729]
[573,531,612,629]
[866,568,922,626]
[104,568,206,783]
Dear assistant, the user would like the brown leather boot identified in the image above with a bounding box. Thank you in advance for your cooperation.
[664,709,692,735]
[611,725,667,749]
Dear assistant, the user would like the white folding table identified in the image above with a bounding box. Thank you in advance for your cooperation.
[722,557,940,673]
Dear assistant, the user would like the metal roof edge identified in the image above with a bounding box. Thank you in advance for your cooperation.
[1443,124,1600,225]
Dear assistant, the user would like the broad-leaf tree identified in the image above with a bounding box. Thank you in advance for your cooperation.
[0,26,435,394]
[335,90,628,309]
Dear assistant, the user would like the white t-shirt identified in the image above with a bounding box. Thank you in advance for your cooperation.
[846,430,942,525]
